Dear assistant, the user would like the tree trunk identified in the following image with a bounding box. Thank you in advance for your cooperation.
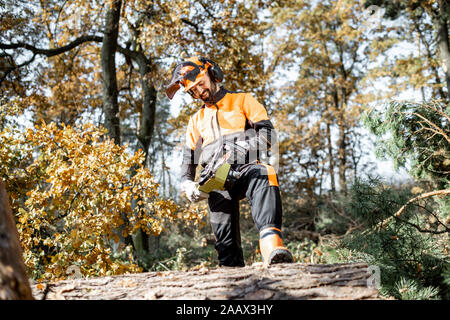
[120,13,157,161]
[135,56,157,163]
[101,0,122,145]
[130,53,157,260]
[413,17,446,100]
[337,120,347,193]
[435,0,450,100]
[326,122,336,193]
[101,0,135,249]
[0,181,33,300]
[111,16,158,261]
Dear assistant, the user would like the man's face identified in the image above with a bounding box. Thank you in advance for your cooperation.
[188,74,217,102]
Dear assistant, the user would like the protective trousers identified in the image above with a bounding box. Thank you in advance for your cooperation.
[207,163,282,267]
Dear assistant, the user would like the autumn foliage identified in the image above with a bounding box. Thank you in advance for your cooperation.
[0,101,178,280]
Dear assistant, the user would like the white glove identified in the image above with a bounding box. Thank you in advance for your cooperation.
[181,180,209,203]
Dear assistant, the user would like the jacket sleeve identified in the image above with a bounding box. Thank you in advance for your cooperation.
[242,93,277,152]
[181,116,201,182]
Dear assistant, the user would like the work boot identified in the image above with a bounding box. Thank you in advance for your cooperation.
[259,227,294,266]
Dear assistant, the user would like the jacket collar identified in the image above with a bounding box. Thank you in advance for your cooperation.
[204,86,227,107]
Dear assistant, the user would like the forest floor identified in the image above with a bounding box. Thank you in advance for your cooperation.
[30,262,380,300]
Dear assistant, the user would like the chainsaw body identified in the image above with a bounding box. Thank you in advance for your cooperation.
[197,141,246,193]
[197,162,231,193]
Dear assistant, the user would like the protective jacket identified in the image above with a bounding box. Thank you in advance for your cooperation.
[181,87,276,183]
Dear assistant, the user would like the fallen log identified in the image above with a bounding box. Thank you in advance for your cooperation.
[31,262,380,300]
[0,180,34,300]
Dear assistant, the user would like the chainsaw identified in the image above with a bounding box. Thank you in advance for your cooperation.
[197,141,248,193]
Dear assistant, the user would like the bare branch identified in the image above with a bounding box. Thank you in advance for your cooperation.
[378,189,450,229]
[0,52,36,86]
[402,111,450,144]
[180,18,207,43]
[425,100,450,123]
[0,35,103,57]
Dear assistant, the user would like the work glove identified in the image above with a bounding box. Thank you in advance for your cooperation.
[181,180,209,203]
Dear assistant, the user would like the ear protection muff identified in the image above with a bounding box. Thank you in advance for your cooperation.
[199,56,224,83]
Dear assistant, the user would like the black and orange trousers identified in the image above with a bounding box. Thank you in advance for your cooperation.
[207,163,283,267]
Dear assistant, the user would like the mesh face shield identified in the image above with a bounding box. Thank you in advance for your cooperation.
[165,61,210,100]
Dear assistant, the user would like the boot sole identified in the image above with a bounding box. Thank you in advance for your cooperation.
[267,248,294,265]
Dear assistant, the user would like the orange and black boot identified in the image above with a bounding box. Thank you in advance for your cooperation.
[259,227,293,266]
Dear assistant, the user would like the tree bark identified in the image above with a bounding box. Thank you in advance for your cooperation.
[101,0,122,145]
[0,180,33,300]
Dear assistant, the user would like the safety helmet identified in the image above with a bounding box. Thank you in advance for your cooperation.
[165,56,223,100]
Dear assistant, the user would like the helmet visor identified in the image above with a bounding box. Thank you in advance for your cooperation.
[165,61,209,99]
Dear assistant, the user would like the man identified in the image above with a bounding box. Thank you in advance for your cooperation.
[166,56,293,267]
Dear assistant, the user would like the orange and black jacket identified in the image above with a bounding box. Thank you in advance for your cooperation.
[181,87,276,182]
